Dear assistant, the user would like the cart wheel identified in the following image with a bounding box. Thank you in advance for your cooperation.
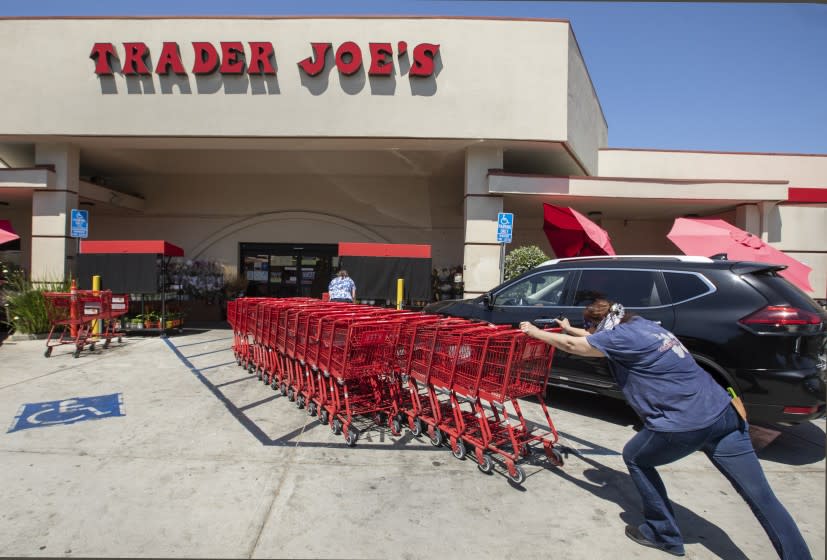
[270,378,279,391]
[478,453,494,474]
[247,362,256,373]
[296,395,305,409]
[307,402,318,417]
[287,388,295,402]
[89,343,96,352]
[390,417,402,436]
[547,447,565,468]
[430,428,443,447]
[103,340,110,349]
[73,348,81,359]
[345,427,359,447]
[44,347,52,358]
[236,356,243,366]
[118,336,122,344]
[280,383,287,396]
[520,443,532,457]
[508,465,526,485]
[452,439,467,460]
[332,418,342,435]
[410,417,422,437]
[320,409,330,426]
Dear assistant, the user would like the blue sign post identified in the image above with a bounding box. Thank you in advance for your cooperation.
[70,209,89,239]
[496,212,514,243]
[497,212,514,283]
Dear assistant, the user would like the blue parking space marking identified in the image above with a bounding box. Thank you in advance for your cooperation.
[7,393,124,433]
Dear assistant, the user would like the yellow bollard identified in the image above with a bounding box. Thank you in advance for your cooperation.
[396,278,404,310]
[92,275,101,336]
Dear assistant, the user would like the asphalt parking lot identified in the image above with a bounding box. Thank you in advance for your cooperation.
[0,328,824,559]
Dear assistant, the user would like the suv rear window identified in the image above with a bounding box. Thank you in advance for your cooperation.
[664,271,712,304]
[751,272,825,313]
[573,269,664,308]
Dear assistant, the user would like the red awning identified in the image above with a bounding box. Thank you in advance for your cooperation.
[0,220,19,245]
[80,240,184,257]
[338,242,431,258]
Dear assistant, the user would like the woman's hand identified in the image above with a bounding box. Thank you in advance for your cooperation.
[519,321,541,338]
[553,317,571,332]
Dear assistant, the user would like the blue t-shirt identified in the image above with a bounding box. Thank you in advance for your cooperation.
[328,276,355,301]
[587,317,730,432]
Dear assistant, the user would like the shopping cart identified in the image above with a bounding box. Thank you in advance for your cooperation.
[402,319,495,443]
[319,314,403,445]
[455,328,564,483]
[100,292,129,348]
[43,290,103,358]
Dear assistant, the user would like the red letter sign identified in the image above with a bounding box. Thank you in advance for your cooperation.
[335,41,363,76]
[220,42,245,74]
[368,43,393,76]
[192,42,220,74]
[297,43,331,77]
[122,42,151,75]
[247,42,276,75]
[155,42,186,75]
[410,43,440,77]
[90,43,117,75]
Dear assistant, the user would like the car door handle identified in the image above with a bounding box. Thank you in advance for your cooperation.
[653,320,662,325]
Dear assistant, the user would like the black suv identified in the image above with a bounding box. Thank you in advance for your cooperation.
[424,256,827,426]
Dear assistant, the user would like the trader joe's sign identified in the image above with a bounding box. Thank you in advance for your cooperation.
[90,41,440,78]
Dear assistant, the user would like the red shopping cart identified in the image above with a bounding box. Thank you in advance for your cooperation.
[43,290,103,358]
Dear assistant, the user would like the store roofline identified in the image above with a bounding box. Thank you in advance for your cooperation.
[0,15,572,23]
[488,170,789,185]
[600,147,827,158]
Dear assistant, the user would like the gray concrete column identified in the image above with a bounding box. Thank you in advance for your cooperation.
[736,201,778,242]
[32,143,80,281]
[462,147,503,298]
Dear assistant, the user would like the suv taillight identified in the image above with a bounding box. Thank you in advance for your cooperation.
[739,306,824,334]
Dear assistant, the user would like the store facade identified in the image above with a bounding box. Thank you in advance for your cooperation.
[0,16,825,299]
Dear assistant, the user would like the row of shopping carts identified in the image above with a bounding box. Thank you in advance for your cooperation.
[43,289,129,358]
[227,297,565,485]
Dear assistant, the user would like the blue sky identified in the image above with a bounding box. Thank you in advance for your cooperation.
[3,1,826,154]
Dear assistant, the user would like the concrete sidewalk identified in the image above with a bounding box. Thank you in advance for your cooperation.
[0,329,823,559]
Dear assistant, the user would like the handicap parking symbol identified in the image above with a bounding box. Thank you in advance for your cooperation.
[7,393,124,433]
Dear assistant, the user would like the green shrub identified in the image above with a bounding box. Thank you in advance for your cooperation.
[504,245,549,281]
[2,271,71,335]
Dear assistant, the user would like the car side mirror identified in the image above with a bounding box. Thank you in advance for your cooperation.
[482,293,494,310]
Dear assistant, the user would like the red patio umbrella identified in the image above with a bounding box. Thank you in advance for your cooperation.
[542,203,616,258]
[0,220,19,245]
[667,217,813,292]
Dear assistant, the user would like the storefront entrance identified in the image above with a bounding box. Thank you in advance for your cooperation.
[240,243,339,298]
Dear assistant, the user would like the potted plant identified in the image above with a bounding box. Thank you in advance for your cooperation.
[144,311,161,329]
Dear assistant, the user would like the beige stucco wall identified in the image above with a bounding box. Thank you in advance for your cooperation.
[565,30,607,175]
[599,149,827,187]
[0,17,574,143]
[87,173,467,273]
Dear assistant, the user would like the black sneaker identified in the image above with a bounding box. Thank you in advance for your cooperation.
[625,525,686,557]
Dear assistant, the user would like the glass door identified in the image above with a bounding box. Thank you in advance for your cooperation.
[240,243,339,298]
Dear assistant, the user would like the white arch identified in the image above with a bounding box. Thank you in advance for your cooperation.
[190,210,389,259]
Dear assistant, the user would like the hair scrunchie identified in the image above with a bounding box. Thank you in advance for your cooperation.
[594,302,625,333]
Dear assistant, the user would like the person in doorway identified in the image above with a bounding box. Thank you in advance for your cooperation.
[519,299,812,559]
[328,269,356,303]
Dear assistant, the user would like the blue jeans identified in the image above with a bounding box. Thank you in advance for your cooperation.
[623,405,812,559]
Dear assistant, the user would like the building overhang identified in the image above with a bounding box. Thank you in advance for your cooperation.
[0,167,145,211]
